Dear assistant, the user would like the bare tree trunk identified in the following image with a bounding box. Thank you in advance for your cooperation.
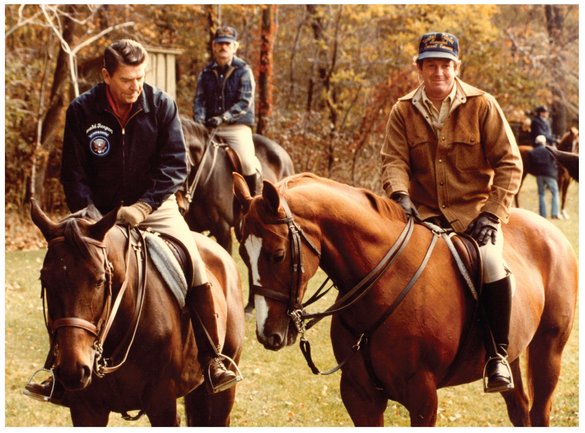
[205,5,219,60]
[544,4,567,135]
[257,5,277,135]
[30,5,77,208]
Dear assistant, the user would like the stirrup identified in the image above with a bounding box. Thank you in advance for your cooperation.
[207,354,243,394]
[482,354,514,393]
[23,368,56,402]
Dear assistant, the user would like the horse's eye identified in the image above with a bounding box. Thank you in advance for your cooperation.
[272,251,285,264]
[95,278,106,290]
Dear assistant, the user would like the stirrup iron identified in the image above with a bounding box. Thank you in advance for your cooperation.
[23,368,56,402]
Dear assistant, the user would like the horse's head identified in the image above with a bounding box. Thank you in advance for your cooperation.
[233,174,321,350]
[181,116,208,164]
[31,199,118,390]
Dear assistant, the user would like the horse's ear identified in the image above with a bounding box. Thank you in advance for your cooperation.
[262,180,281,216]
[233,172,252,212]
[30,198,59,241]
[89,205,119,241]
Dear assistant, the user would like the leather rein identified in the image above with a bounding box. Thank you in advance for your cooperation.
[252,197,443,376]
[42,226,148,378]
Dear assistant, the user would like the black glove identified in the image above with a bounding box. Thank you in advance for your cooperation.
[466,212,499,246]
[390,192,420,220]
[206,116,223,128]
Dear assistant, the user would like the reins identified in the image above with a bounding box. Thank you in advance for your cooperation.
[184,128,223,205]
[255,195,444,376]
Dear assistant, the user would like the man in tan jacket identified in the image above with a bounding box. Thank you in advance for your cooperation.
[381,32,522,393]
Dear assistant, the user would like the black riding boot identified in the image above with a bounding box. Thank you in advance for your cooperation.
[186,282,241,394]
[244,173,262,197]
[481,275,514,393]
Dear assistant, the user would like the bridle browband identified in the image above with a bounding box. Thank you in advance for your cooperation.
[43,226,147,378]
[251,195,442,375]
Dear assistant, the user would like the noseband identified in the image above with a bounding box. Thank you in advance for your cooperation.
[250,196,321,317]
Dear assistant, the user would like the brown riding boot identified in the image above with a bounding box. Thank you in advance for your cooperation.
[186,282,241,394]
[23,370,66,406]
[481,275,514,393]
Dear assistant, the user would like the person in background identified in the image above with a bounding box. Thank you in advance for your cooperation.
[530,135,560,219]
[192,25,262,196]
[24,39,240,405]
[381,32,523,393]
[530,105,557,146]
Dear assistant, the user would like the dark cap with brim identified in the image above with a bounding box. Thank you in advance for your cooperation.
[417,32,459,62]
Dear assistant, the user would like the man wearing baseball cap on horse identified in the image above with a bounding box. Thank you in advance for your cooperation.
[381,32,522,393]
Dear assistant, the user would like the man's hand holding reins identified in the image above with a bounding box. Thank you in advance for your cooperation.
[117,201,152,227]
[466,212,499,246]
[390,191,421,220]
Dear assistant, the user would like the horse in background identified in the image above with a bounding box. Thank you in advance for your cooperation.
[514,127,578,218]
[30,200,245,426]
[178,117,295,313]
[233,172,577,426]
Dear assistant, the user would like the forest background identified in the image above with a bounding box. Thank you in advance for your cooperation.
[4,3,579,249]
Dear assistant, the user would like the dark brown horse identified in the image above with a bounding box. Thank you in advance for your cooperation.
[515,127,578,218]
[233,172,577,426]
[30,200,245,426]
[179,117,295,312]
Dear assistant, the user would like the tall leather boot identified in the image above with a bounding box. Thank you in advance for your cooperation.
[244,173,262,197]
[185,282,240,394]
[481,275,514,393]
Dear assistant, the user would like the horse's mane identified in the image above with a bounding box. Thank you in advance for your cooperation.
[58,206,104,262]
[278,173,406,221]
[181,116,208,149]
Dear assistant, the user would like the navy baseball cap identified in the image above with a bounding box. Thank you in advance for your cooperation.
[214,26,237,43]
[417,32,459,62]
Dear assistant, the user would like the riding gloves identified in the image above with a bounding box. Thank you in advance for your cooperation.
[390,192,421,220]
[117,201,152,227]
[466,212,499,246]
[206,116,224,128]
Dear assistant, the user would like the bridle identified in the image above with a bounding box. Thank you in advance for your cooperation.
[250,195,442,375]
[183,128,224,206]
[43,226,147,378]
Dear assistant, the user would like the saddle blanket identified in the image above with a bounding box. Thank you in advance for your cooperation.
[143,231,189,309]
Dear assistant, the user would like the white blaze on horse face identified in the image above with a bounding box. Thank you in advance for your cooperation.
[243,234,270,334]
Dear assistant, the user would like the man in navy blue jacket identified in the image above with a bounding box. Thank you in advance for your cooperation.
[25,40,240,404]
[193,26,262,195]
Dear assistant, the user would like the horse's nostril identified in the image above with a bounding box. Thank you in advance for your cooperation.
[269,333,282,348]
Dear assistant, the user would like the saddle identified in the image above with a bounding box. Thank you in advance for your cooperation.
[422,220,483,300]
[127,228,193,309]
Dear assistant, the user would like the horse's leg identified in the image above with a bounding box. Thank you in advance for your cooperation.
[70,406,110,426]
[339,372,387,426]
[145,396,179,426]
[500,358,531,426]
[526,326,569,426]
[184,385,235,426]
[400,371,439,426]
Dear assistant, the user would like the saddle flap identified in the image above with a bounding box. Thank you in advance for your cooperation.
[451,233,483,296]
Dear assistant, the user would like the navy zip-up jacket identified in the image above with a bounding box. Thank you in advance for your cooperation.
[60,82,187,214]
[192,56,255,126]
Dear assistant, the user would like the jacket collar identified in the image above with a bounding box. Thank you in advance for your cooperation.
[95,82,151,115]
[400,77,484,103]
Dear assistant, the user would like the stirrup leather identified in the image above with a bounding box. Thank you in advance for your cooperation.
[207,354,243,394]
[482,353,514,393]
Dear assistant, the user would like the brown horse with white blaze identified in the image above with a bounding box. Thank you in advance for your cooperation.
[30,200,245,426]
[233,172,577,427]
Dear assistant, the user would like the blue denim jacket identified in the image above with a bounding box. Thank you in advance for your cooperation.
[192,56,255,126]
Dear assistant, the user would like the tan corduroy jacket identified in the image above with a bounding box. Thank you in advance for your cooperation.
[381,78,522,232]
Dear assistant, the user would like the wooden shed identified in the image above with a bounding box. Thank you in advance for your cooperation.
[145,46,183,100]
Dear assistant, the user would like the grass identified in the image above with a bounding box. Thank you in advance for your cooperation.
[4,176,579,427]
